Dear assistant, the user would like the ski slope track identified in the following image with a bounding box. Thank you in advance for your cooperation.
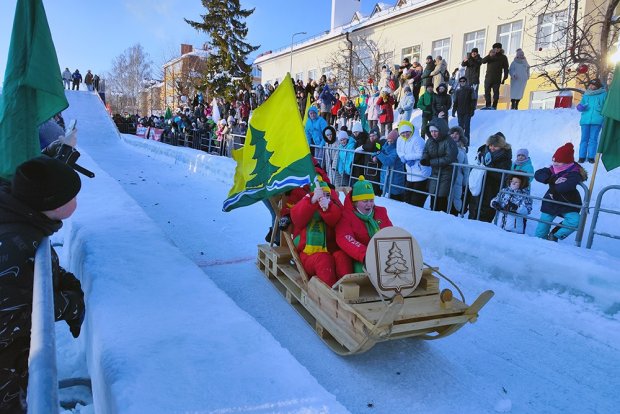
[60,90,619,414]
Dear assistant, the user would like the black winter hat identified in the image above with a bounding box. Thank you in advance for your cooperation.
[12,156,81,211]
[492,42,502,49]
[471,48,479,53]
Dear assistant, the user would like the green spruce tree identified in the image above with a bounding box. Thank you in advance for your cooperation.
[246,125,279,188]
[185,0,259,99]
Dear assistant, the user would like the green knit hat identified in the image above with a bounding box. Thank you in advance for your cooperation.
[311,176,330,193]
[352,176,375,202]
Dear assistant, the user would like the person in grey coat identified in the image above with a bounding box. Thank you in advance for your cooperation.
[509,49,530,109]
[448,126,469,215]
[420,121,458,212]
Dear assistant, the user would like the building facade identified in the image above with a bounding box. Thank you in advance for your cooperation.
[162,44,209,111]
[255,0,606,109]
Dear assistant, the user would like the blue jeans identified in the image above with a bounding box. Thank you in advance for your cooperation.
[535,212,580,240]
[579,124,602,160]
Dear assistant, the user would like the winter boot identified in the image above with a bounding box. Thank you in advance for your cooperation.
[578,158,585,163]
[587,158,595,163]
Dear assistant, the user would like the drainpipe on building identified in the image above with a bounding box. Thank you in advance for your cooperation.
[345,31,353,98]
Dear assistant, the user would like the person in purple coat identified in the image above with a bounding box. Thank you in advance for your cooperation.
[534,143,587,241]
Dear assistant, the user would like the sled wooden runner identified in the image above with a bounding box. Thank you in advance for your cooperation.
[256,196,494,355]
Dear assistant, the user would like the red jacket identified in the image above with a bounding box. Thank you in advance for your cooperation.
[291,189,342,253]
[376,95,395,124]
[335,193,392,262]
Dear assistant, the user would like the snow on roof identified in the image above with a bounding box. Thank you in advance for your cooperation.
[253,0,440,65]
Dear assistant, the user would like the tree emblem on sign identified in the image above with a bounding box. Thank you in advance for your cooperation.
[384,242,408,280]
[246,125,279,188]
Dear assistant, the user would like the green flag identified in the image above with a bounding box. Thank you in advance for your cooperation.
[0,0,68,179]
[598,64,620,171]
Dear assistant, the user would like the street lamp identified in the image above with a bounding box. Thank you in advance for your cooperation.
[290,31,307,76]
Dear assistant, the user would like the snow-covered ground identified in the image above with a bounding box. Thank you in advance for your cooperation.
[49,90,619,413]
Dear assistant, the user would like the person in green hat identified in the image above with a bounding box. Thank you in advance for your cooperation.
[336,176,393,272]
[290,177,352,286]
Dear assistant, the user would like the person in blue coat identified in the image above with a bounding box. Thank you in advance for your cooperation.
[374,128,405,201]
[305,105,328,167]
[511,148,534,193]
[576,79,607,163]
[534,143,587,241]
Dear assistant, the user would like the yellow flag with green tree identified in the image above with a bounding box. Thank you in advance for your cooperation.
[0,0,69,179]
[223,73,316,212]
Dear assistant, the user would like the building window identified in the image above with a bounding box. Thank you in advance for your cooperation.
[497,20,523,55]
[536,10,568,50]
[463,29,486,56]
[401,45,421,63]
[295,72,304,81]
[432,38,450,59]
[307,69,317,82]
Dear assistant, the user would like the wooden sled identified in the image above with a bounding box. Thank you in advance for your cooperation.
[257,196,494,355]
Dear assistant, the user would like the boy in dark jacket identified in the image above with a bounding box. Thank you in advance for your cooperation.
[452,77,477,142]
[481,43,509,109]
[0,157,85,413]
[534,143,587,241]
[461,47,483,93]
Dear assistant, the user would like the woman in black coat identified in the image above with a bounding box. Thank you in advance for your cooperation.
[421,121,458,212]
[468,133,512,222]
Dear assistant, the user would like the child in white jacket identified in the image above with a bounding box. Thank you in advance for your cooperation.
[490,175,532,234]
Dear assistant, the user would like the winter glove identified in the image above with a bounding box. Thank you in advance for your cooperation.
[318,197,330,211]
[420,158,431,166]
[491,200,501,210]
[576,103,588,112]
[278,215,291,231]
[507,202,518,212]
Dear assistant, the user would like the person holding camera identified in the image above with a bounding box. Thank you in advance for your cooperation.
[481,43,509,109]
[462,48,482,94]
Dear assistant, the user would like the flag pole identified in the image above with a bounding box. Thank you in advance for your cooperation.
[587,152,601,199]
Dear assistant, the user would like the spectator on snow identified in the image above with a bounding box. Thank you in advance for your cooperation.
[421,55,436,89]
[305,105,328,166]
[378,65,392,90]
[331,92,342,126]
[355,86,370,132]
[481,43,509,109]
[509,49,530,110]
[511,148,534,192]
[417,84,435,138]
[461,47,482,93]
[361,125,383,194]
[290,178,351,286]
[534,143,587,242]
[322,126,339,184]
[430,55,449,90]
[376,88,395,136]
[319,85,337,125]
[491,174,533,234]
[452,77,477,145]
[448,126,470,215]
[366,87,381,130]
[432,83,452,132]
[333,130,356,187]
[62,67,72,90]
[396,86,414,123]
[84,70,94,91]
[351,122,369,179]
[409,62,424,107]
[375,128,405,201]
[336,176,393,273]
[576,78,607,163]
[469,132,513,222]
[420,121,458,213]
[397,120,430,207]
[0,157,85,413]
[71,69,82,90]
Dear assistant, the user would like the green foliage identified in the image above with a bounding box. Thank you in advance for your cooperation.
[185,0,259,99]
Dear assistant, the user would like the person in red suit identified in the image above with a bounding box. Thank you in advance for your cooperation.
[290,178,352,286]
[336,176,393,272]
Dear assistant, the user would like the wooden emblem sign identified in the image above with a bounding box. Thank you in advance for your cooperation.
[365,227,423,298]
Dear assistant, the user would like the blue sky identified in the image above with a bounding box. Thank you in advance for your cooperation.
[0,0,378,83]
